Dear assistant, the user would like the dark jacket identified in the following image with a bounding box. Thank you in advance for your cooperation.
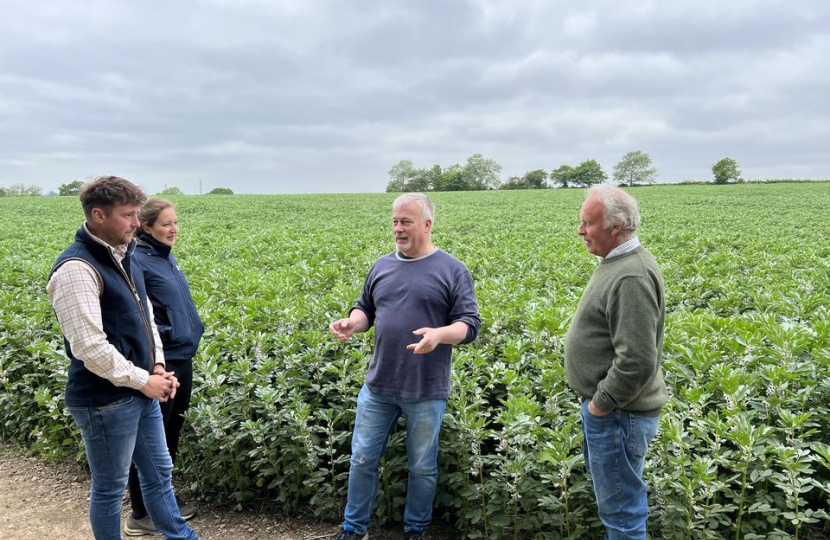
[50,226,156,407]
[134,232,204,360]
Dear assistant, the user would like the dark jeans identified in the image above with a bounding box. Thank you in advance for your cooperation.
[129,358,193,518]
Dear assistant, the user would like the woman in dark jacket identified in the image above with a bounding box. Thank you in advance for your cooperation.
[126,198,204,536]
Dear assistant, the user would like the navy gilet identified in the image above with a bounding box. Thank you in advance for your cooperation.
[134,232,204,360]
[50,226,156,407]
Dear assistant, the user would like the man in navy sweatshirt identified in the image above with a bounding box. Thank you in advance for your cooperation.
[329,193,481,540]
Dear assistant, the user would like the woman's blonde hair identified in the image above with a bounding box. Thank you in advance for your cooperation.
[137,198,175,236]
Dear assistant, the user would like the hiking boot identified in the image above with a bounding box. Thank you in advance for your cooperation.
[335,528,368,540]
[404,527,431,540]
[177,498,198,520]
[125,514,160,536]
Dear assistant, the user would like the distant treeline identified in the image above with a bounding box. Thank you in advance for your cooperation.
[0,181,235,197]
[385,153,826,192]
[678,178,830,185]
[2,161,826,198]
[0,183,42,197]
[386,152,644,192]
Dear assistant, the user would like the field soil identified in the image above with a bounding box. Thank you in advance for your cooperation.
[0,444,454,540]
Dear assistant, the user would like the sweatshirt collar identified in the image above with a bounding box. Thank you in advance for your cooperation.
[395,247,439,262]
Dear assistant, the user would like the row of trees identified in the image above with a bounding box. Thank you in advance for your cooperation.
[501,159,616,190]
[385,154,502,193]
[2,155,743,197]
[157,186,235,195]
[10,181,235,197]
[0,183,43,197]
[387,152,745,191]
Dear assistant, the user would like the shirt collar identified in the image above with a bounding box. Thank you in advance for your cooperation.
[83,223,129,261]
[603,236,640,260]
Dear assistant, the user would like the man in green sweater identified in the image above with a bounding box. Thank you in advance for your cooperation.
[564,184,668,540]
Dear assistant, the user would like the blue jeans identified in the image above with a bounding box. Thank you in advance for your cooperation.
[343,384,447,534]
[68,394,198,540]
[581,399,659,540]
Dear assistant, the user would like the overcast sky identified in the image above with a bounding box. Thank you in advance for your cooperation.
[1,1,828,194]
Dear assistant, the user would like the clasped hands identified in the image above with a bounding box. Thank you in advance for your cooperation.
[141,364,180,402]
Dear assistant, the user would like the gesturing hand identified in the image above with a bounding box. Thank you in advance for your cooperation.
[329,318,356,341]
[406,327,441,355]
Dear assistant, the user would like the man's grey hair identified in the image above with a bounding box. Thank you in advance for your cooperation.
[587,184,640,237]
[393,193,435,222]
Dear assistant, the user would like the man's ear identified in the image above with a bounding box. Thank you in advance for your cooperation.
[610,221,624,238]
[90,207,107,224]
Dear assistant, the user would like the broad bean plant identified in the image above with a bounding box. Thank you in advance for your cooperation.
[1,184,828,539]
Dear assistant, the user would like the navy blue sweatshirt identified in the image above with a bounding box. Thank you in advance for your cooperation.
[353,249,481,400]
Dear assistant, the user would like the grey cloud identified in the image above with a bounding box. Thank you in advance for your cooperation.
[1,0,829,194]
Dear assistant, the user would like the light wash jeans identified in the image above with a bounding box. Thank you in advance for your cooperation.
[68,394,198,540]
[342,384,447,535]
[581,399,659,540]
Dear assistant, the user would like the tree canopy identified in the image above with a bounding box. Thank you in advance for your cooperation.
[712,158,741,184]
[461,153,502,190]
[58,180,84,196]
[571,159,608,187]
[548,160,608,188]
[207,187,234,195]
[613,151,658,186]
[159,186,184,195]
[550,165,575,188]
[386,154,502,192]
[0,183,42,197]
[499,169,549,190]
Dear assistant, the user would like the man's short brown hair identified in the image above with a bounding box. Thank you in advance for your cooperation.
[79,176,146,219]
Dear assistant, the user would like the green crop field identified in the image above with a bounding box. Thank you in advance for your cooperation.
[1,183,829,539]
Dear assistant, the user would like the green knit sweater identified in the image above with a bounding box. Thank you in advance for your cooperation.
[564,246,668,415]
